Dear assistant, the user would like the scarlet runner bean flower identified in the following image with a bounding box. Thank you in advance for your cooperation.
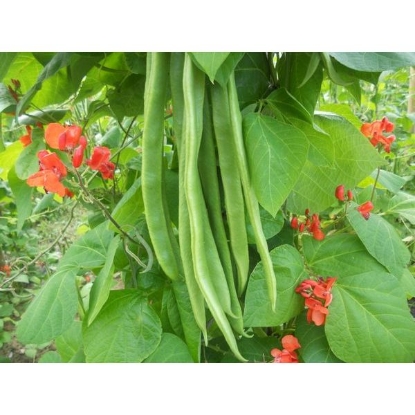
[357,201,374,220]
[296,276,336,326]
[45,123,84,151]
[270,334,301,363]
[361,116,395,153]
[26,150,72,197]
[290,209,325,241]
[86,146,115,179]
[335,184,353,203]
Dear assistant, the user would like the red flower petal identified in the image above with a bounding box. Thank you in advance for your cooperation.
[45,123,66,149]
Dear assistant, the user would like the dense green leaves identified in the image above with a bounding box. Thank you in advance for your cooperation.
[243,113,309,216]
[326,272,415,362]
[17,224,114,344]
[189,52,230,83]
[244,245,305,327]
[287,113,384,213]
[84,290,162,362]
[347,206,410,277]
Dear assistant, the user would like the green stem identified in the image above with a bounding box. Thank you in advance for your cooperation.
[370,167,381,202]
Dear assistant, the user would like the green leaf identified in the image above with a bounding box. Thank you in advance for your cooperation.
[107,74,145,120]
[400,268,415,297]
[189,52,230,83]
[278,53,323,115]
[0,83,17,113]
[8,166,33,231]
[329,52,415,72]
[244,245,306,327]
[124,52,147,75]
[16,224,114,344]
[303,234,388,277]
[347,205,410,277]
[0,52,17,81]
[234,53,271,109]
[287,113,384,213]
[0,141,23,179]
[14,129,45,180]
[265,88,313,124]
[84,290,162,362]
[17,109,69,125]
[371,170,406,194]
[110,178,143,232]
[143,333,193,363]
[87,236,120,325]
[38,351,62,363]
[318,104,363,130]
[55,320,84,363]
[214,52,245,87]
[16,52,73,115]
[221,336,278,363]
[295,312,343,363]
[326,271,415,362]
[246,207,284,244]
[243,113,309,216]
[386,191,415,224]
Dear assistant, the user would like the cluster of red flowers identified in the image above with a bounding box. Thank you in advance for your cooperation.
[296,276,336,326]
[357,200,374,220]
[270,334,301,363]
[290,209,325,241]
[335,184,374,220]
[25,123,115,197]
[361,116,395,153]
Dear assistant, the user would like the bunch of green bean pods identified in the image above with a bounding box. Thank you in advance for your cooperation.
[141,52,277,362]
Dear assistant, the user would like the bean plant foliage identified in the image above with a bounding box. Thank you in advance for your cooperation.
[0,52,415,363]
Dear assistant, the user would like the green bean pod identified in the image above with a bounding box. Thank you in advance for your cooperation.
[199,93,245,334]
[183,54,246,361]
[170,52,208,342]
[141,52,180,281]
[210,83,250,296]
[227,72,278,311]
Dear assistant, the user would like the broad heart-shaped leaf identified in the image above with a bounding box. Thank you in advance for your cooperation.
[243,113,309,217]
[55,320,84,363]
[83,290,162,363]
[143,333,193,363]
[326,272,415,362]
[329,52,415,72]
[370,169,406,194]
[243,245,306,327]
[277,52,323,116]
[318,103,363,130]
[8,166,33,231]
[386,191,415,225]
[189,52,230,83]
[87,236,120,325]
[287,113,384,213]
[15,129,45,180]
[347,205,410,278]
[234,52,270,109]
[16,224,114,345]
[303,234,388,278]
[295,312,343,363]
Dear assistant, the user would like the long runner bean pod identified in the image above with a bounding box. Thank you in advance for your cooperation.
[141,52,180,281]
[170,52,207,342]
[183,54,246,361]
[199,93,245,334]
[210,83,250,296]
[227,72,278,311]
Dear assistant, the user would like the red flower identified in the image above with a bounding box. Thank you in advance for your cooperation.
[347,190,353,201]
[26,150,72,197]
[271,334,301,363]
[361,117,395,153]
[296,276,336,326]
[19,126,32,147]
[335,184,345,201]
[291,210,325,241]
[290,216,299,229]
[45,123,83,151]
[357,201,374,220]
[86,146,115,179]
[72,136,88,168]
[0,264,11,277]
